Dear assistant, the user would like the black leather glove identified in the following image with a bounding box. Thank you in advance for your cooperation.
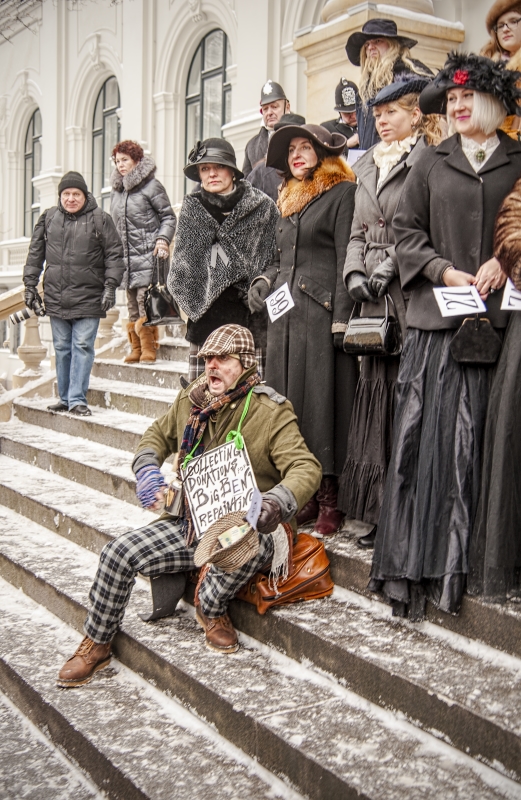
[100,285,117,312]
[333,332,345,350]
[368,257,396,299]
[257,498,283,534]
[248,278,270,313]
[24,287,45,316]
[346,272,376,303]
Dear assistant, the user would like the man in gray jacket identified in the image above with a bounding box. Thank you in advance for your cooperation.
[23,171,124,416]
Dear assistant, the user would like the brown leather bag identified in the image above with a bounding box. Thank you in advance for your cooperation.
[236,532,334,615]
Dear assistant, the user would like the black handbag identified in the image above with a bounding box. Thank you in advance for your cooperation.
[343,294,402,357]
[449,316,502,365]
[143,256,181,327]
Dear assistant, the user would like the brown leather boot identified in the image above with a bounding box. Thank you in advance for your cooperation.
[296,494,319,526]
[195,608,239,653]
[57,636,112,688]
[124,321,141,363]
[313,476,344,536]
[136,317,158,363]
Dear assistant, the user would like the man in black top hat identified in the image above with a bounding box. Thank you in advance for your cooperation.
[345,18,432,149]
[321,79,360,152]
[246,112,306,201]
[242,80,290,178]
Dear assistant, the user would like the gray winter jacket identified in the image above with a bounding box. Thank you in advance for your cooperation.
[24,194,124,320]
[110,155,176,290]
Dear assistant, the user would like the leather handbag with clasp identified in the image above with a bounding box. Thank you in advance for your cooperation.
[343,294,402,357]
[143,256,181,327]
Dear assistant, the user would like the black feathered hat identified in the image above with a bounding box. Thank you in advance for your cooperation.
[371,75,431,107]
[419,52,521,116]
[184,138,244,182]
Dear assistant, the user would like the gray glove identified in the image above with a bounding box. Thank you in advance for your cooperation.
[368,257,396,299]
[248,278,270,313]
[346,272,376,304]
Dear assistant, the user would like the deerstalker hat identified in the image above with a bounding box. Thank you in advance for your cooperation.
[346,19,418,67]
[266,124,347,171]
[198,324,257,369]
[184,138,244,182]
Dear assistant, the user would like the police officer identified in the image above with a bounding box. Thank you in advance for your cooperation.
[242,80,290,178]
[321,78,360,152]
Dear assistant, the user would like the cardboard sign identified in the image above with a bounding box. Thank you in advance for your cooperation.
[501,279,521,311]
[433,285,487,318]
[183,441,258,540]
[265,282,295,322]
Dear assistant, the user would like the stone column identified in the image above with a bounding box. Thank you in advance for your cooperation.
[12,316,48,388]
[293,0,465,125]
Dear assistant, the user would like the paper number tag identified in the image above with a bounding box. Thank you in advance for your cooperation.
[433,285,487,318]
[265,282,295,322]
[501,279,521,310]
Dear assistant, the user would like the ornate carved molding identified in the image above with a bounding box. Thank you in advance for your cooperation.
[188,0,207,24]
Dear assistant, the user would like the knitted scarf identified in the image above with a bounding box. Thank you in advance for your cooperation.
[179,371,261,544]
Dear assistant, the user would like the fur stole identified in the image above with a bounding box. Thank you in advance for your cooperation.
[278,157,355,218]
[168,181,279,322]
[111,155,156,192]
[494,175,521,288]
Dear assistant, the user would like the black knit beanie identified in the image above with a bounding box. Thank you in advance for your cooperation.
[58,171,89,196]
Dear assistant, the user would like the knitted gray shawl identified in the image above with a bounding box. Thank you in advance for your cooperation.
[168,181,278,321]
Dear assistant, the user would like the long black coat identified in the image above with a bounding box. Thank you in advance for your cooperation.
[24,194,124,319]
[394,131,521,330]
[263,158,359,475]
[242,127,269,178]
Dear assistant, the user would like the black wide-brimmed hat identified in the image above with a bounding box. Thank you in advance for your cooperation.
[260,80,287,105]
[273,113,306,130]
[371,75,431,107]
[419,52,521,116]
[346,19,418,67]
[266,124,347,171]
[334,78,359,112]
[184,138,244,182]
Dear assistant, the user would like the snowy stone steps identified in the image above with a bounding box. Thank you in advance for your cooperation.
[0,454,154,555]
[156,337,190,362]
[0,689,102,800]
[92,358,188,389]
[1,511,520,800]
[0,579,302,800]
[13,396,154,453]
[87,375,177,419]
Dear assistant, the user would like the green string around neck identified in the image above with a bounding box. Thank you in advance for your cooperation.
[226,387,255,451]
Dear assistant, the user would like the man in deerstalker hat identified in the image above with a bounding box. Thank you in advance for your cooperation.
[321,78,360,151]
[57,324,321,686]
[242,80,291,178]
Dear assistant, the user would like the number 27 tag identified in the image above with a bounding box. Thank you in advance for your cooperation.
[265,282,295,322]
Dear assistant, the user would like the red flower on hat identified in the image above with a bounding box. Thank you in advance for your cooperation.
[453,69,469,86]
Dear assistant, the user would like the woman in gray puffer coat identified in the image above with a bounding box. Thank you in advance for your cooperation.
[110,140,176,363]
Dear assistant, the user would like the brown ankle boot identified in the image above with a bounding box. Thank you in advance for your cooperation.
[313,476,344,536]
[195,608,239,653]
[57,636,112,688]
[136,317,158,363]
[124,321,141,363]
[296,494,319,526]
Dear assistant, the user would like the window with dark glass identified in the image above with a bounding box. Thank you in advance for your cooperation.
[92,76,120,211]
[24,108,42,236]
[185,30,232,168]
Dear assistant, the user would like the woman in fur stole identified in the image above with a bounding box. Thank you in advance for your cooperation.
[110,140,176,363]
[468,177,521,603]
[338,76,442,551]
[482,1,521,139]
[248,124,358,536]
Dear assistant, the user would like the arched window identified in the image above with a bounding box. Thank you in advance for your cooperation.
[24,109,42,236]
[92,76,120,210]
[185,30,232,165]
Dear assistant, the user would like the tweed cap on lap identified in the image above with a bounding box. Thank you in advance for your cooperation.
[198,324,257,368]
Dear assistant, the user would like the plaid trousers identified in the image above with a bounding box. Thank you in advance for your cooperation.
[188,342,266,382]
[84,518,274,643]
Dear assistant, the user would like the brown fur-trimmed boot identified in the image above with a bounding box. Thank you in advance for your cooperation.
[57,636,112,688]
[136,316,158,363]
[124,321,141,363]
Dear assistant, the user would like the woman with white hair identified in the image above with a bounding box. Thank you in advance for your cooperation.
[369,53,521,621]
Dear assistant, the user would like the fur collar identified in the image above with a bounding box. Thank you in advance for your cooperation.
[507,48,521,72]
[278,157,355,218]
[111,155,156,192]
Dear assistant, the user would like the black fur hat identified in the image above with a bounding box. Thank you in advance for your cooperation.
[420,52,521,116]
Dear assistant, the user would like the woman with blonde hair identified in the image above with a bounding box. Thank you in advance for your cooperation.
[481,1,521,138]
[339,76,441,549]
[345,18,433,148]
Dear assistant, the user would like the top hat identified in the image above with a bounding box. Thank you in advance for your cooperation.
[334,78,359,112]
[346,19,418,67]
[184,138,244,182]
[260,80,287,105]
[266,123,347,172]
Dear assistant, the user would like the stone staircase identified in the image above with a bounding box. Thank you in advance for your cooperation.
[1,326,521,800]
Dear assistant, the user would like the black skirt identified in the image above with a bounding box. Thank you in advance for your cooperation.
[369,328,492,619]
[338,355,399,525]
[468,313,521,603]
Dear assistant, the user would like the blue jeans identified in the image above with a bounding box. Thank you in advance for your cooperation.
[50,317,99,409]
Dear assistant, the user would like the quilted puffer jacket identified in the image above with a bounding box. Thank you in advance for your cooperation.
[110,155,176,289]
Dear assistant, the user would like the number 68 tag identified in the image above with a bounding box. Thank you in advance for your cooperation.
[265,282,295,322]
